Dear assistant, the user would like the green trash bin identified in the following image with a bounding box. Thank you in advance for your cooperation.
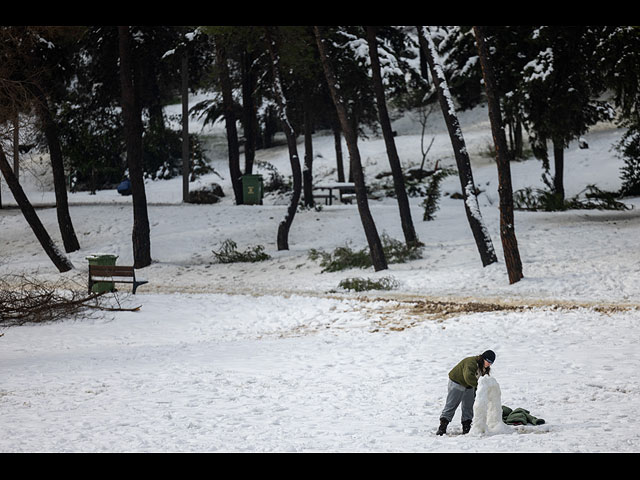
[242,174,264,205]
[86,254,119,293]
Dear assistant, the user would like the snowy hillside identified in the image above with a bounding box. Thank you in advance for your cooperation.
[1,102,639,452]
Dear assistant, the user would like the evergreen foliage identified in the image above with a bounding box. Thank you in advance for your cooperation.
[212,239,271,263]
[421,168,453,221]
[513,185,631,211]
[617,126,640,197]
[309,234,423,272]
[3,25,640,206]
[56,26,214,191]
[520,26,615,165]
[338,276,399,292]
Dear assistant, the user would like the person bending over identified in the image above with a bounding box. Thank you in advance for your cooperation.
[436,350,495,436]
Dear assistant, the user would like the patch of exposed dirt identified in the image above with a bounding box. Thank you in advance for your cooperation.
[335,294,638,333]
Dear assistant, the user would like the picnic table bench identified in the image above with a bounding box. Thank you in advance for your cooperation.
[312,182,355,205]
[88,264,148,295]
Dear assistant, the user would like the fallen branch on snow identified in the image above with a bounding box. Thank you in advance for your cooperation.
[0,274,140,327]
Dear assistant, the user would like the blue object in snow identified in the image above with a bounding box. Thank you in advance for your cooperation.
[117,179,132,196]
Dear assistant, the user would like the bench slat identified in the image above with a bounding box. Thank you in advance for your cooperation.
[89,265,134,272]
[91,276,139,283]
[89,265,135,276]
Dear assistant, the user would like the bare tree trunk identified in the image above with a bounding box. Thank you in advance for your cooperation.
[330,113,345,182]
[0,146,73,272]
[303,95,314,207]
[241,48,257,175]
[214,36,243,205]
[552,139,565,201]
[417,26,497,267]
[39,102,80,253]
[473,26,523,284]
[118,25,151,269]
[515,117,523,158]
[182,49,190,203]
[264,27,303,251]
[314,26,387,271]
[13,114,19,181]
[366,26,419,248]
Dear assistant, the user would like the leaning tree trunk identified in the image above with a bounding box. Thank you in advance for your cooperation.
[0,146,73,272]
[264,27,303,251]
[118,25,151,269]
[37,98,80,253]
[314,26,387,272]
[473,26,523,284]
[417,26,497,267]
[366,26,419,248]
[214,36,243,205]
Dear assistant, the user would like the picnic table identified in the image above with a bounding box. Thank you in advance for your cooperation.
[313,182,355,205]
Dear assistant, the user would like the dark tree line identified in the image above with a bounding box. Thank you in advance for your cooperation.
[1,26,637,283]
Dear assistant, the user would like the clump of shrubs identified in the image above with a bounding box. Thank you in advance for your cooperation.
[188,183,225,204]
[308,234,423,272]
[513,185,630,212]
[338,276,399,292]
[212,239,271,263]
[309,244,371,272]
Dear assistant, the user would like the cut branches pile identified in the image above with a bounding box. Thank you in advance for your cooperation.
[0,275,139,327]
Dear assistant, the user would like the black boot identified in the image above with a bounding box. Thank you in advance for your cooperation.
[436,418,449,436]
[462,420,472,434]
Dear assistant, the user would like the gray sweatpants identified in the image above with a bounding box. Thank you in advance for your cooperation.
[440,379,476,423]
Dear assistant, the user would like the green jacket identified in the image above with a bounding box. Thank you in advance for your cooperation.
[448,356,481,389]
[502,406,545,425]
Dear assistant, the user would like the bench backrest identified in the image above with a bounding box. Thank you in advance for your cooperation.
[89,265,135,277]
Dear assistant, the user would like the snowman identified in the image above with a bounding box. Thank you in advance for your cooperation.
[470,374,512,436]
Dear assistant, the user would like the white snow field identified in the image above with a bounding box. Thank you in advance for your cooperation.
[1,103,640,452]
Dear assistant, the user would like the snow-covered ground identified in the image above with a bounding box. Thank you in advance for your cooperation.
[1,102,639,452]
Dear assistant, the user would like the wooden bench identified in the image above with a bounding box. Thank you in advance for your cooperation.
[88,265,148,295]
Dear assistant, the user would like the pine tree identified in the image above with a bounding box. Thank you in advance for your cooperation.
[118,26,151,268]
[474,26,523,284]
[264,27,303,251]
[0,146,74,272]
[314,26,388,272]
[518,26,614,201]
[0,26,82,253]
[416,26,497,267]
[597,26,640,197]
[438,26,536,160]
[212,31,243,205]
[365,26,419,248]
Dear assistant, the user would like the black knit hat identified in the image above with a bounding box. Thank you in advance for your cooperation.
[481,350,496,364]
